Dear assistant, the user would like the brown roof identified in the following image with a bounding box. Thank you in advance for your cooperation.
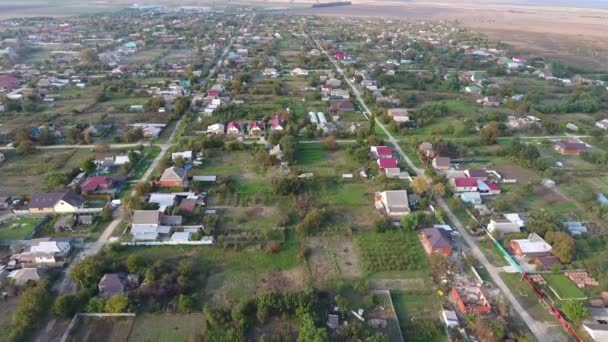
[160,167,187,182]
[420,227,452,249]
[29,191,85,209]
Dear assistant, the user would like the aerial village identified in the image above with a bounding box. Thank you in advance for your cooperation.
[0,4,607,342]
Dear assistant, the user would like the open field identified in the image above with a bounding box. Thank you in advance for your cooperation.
[66,315,135,342]
[354,230,428,276]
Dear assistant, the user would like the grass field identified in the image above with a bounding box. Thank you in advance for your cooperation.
[544,274,587,300]
[0,217,43,241]
[296,143,327,165]
[128,314,205,342]
[354,230,427,275]
[391,291,446,342]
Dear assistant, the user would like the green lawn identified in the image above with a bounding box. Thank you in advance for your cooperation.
[500,273,555,322]
[391,291,446,342]
[544,274,587,300]
[296,144,327,165]
[321,183,370,206]
[0,217,43,241]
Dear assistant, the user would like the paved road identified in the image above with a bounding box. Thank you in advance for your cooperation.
[313,35,559,341]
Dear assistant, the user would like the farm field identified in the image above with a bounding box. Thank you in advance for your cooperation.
[127,314,205,342]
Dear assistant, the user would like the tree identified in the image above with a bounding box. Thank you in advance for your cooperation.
[133,181,151,197]
[44,172,68,190]
[126,254,145,273]
[480,121,499,145]
[85,297,105,313]
[297,208,324,236]
[173,96,189,117]
[8,281,51,341]
[52,294,80,319]
[177,294,194,313]
[321,135,337,151]
[411,176,430,195]
[545,231,575,263]
[94,142,111,153]
[279,135,297,163]
[100,207,113,222]
[69,256,103,290]
[124,128,143,143]
[401,211,428,231]
[527,211,557,236]
[561,300,589,322]
[104,294,128,313]
[16,140,35,154]
[298,313,328,342]
[82,157,97,175]
[80,48,99,64]
[433,182,446,196]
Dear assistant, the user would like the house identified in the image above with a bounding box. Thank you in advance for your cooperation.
[554,140,588,155]
[268,114,286,131]
[226,121,242,135]
[131,210,178,241]
[370,146,393,159]
[178,198,197,213]
[269,144,283,160]
[459,192,482,205]
[376,190,410,218]
[207,123,225,135]
[450,286,491,315]
[54,215,76,231]
[30,240,71,254]
[432,157,451,171]
[28,191,85,214]
[98,273,126,297]
[487,218,520,236]
[248,121,265,137]
[330,89,349,99]
[263,68,278,78]
[509,233,552,258]
[0,75,19,91]
[171,151,194,162]
[452,178,478,192]
[418,142,435,158]
[419,227,453,256]
[595,119,608,130]
[465,169,487,180]
[377,158,398,172]
[80,176,114,193]
[8,268,41,286]
[535,255,561,270]
[583,308,608,341]
[331,101,355,113]
[386,108,410,123]
[159,167,188,188]
[480,96,501,107]
[442,310,460,329]
[291,68,309,76]
[171,232,192,242]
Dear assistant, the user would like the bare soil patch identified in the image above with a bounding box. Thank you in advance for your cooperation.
[533,184,568,205]
[258,266,309,293]
[66,315,135,342]
[306,236,362,287]
[491,163,538,183]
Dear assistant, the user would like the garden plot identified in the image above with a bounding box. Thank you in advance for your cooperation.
[391,291,446,342]
[354,230,427,276]
[544,274,587,301]
[306,236,362,287]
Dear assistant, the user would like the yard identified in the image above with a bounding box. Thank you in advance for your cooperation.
[391,290,446,342]
[0,217,44,241]
[544,274,587,300]
[128,314,205,342]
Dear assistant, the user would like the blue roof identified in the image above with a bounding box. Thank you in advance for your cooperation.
[477,180,490,192]
[125,42,137,48]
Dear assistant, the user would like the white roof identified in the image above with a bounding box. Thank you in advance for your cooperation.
[148,193,176,210]
[114,155,130,165]
[172,151,193,160]
[30,241,70,254]
[133,232,159,241]
[171,232,192,241]
[512,237,552,254]
[504,213,524,228]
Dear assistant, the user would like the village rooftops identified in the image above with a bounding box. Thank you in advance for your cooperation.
[132,210,161,226]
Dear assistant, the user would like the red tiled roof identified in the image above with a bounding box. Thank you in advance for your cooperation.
[81,176,112,192]
[487,183,500,191]
[375,146,392,156]
[454,178,478,188]
[227,121,241,131]
[378,158,398,169]
[0,75,19,90]
[247,121,264,130]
